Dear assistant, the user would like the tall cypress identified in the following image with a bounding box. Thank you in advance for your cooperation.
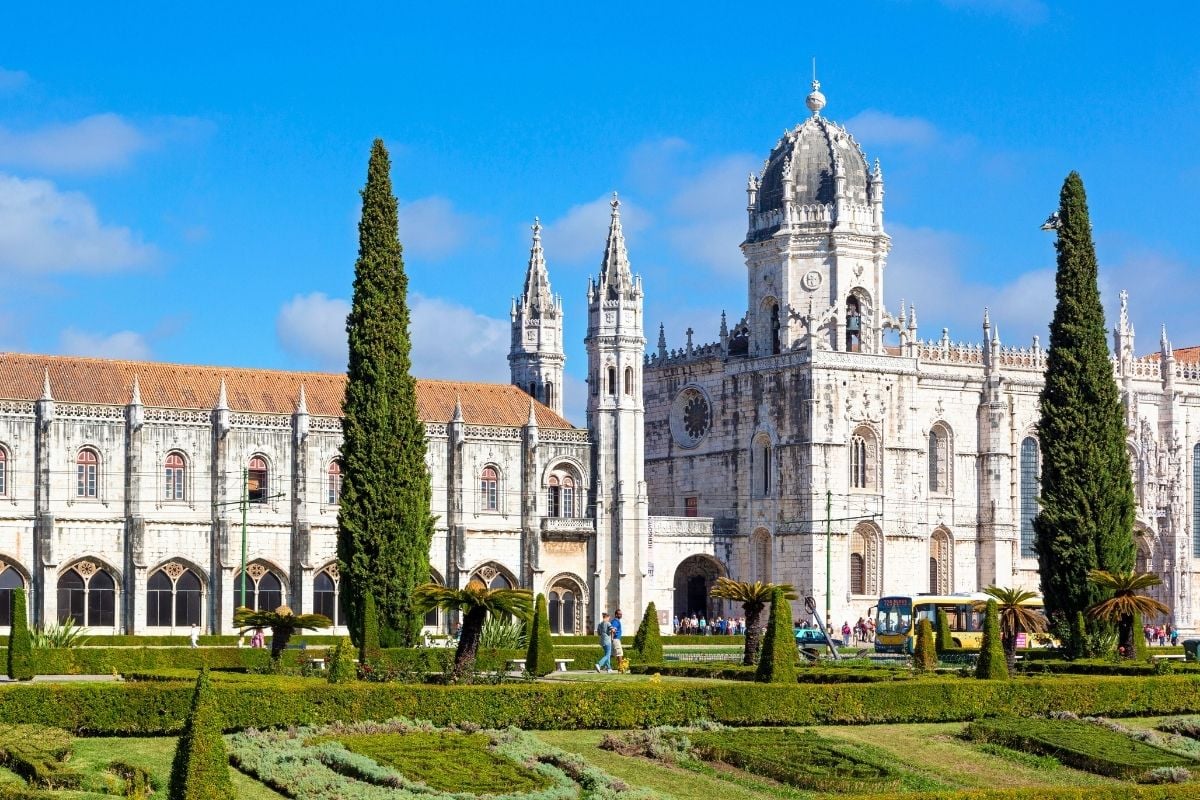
[338,139,435,648]
[1034,172,1135,639]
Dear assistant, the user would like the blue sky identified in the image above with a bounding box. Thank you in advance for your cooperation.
[1,1,1198,423]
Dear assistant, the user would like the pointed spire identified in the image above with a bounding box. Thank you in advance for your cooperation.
[296,383,308,414]
[657,323,667,358]
[907,304,918,331]
[720,310,729,338]
[520,216,554,313]
[598,192,633,297]
[130,375,142,406]
[215,377,228,410]
[40,367,52,401]
[992,325,1001,346]
[1162,324,1174,359]
[527,397,538,427]
[451,394,463,423]
[982,307,991,329]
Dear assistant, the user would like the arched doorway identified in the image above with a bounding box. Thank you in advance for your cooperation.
[673,554,724,620]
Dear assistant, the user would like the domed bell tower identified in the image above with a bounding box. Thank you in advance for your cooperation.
[741,80,891,356]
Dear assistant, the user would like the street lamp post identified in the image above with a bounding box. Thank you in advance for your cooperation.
[824,489,832,632]
[239,468,248,607]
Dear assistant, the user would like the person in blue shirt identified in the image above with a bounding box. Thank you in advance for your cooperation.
[612,609,624,641]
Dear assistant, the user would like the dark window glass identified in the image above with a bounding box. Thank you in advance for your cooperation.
[88,570,115,627]
[313,572,337,624]
[489,573,512,590]
[850,553,865,595]
[174,570,202,627]
[929,558,939,595]
[0,568,18,627]
[57,570,86,625]
[248,457,268,504]
[548,593,561,634]
[561,591,576,634]
[1020,437,1039,557]
[147,571,173,626]
[257,572,282,612]
[685,497,698,518]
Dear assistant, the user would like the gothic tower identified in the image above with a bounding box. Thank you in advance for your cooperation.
[509,218,565,416]
[586,195,648,622]
[741,80,892,356]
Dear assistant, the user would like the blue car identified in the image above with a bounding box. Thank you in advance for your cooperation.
[794,628,830,646]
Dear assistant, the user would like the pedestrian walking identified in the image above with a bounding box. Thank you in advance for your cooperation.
[595,612,614,673]
[189,624,200,648]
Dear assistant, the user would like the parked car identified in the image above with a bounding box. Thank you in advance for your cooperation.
[794,628,830,646]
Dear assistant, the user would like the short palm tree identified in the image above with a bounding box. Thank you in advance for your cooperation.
[708,578,797,666]
[233,605,332,662]
[973,586,1047,670]
[1087,569,1169,658]
[413,581,533,680]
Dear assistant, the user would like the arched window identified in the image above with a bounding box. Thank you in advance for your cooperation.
[480,466,499,511]
[76,448,99,498]
[849,434,871,490]
[624,367,634,395]
[769,301,781,355]
[489,573,512,589]
[1020,437,1040,558]
[928,424,951,494]
[1135,536,1150,574]
[0,446,7,497]
[424,571,443,628]
[849,523,880,596]
[313,566,340,626]
[57,563,115,627]
[546,466,580,518]
[544,383,554,409]
[548,578,583,634]
[247,456,268,504]
[165,452,186,501]
[547,476,560,517]
[0,567,23,627]
[756,437,772,496]
[235,565,283,611]
[327,461,342,505]
[929,529,952,594]
[1193,444,1200,558]
[147,565,202,627]
[750,529,771,583]
[561,476,575,518]
[846,296,862,352]
[607,366,617,396]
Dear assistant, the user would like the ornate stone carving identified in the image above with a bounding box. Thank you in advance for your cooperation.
[162,561,186,581]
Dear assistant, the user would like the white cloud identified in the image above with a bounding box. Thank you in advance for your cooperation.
[843,110,941,149]
[0,68,29,92]
[398,196,477,260]
[0,173,156,273]
[541,194,650,265]
[664,153,756,275]
[59,328,151,360]
[276,293,350,370]
[276,291,510,382]
[0,114,149,173]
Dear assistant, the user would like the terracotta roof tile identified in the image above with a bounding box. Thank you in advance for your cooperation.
[0,353,576,429]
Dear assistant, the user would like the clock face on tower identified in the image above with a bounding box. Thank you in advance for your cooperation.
[670,387,712,448]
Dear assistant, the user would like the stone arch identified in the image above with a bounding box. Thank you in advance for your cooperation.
[845,287,873,353]
[849,521,882,597]
[313,561,342,627]
[1134,525,1168,618]
[146,558,208,630]
[544,571,588,635]
[760,295,782,355]
[749,528,771,583]
[147,557,209,589]
[928,421,953,495]
[0,556,26,628]
[234,558,289,611]
[849,425,880,491]
[0,555,31,586]
[539,456,588,487]
[929,527,953,595]
[467,561,519,590]
[544,459,583,519]
[672,554,726,621]
[56,557,120,629]
[58,555,122,583]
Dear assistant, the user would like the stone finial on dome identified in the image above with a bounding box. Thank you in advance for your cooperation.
[805,78,826,116]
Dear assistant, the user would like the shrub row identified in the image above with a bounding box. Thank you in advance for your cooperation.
[5,674,1200,734]
[1018,659,1200,676]
[1018,646,1186,661]
[0,646,272,674]
[3,634,344,648]
[628,662,912,683]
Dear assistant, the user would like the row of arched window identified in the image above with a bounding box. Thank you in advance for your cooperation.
[477,464,582,517]
[603,366,636,396]
[845,525,954,596]
[0,446,343,505]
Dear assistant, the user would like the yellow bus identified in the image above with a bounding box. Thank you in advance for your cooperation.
[873,593,1045,654]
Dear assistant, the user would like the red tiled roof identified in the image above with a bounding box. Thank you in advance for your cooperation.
[0,353,576,429]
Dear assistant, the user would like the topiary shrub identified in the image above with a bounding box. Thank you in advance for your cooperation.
[632,602,663,665]
[976,599,1009,680]
[755,588,796,684]
[6,589,32,681]
[359,592,382,664]
[168,669,234,800]
[524,594,555,677]
[1132,610,1149,661]
[935,607,953,654]
[913,618,937,672]
[327,638,357,684]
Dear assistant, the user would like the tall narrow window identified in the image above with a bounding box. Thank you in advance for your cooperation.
[165,452,186,501]
[561,476,575,518]
[544,383,554,409]
[0,568,21,627]
[0,447,7,497]
[928,432,940,493]
[146,565,202,628]
[327,461,342,505]
[313,568,339,625]
[760,440,771,495]
[1194,444,1200,558]
[1020,437,1040,558]
[850,436,867,489]
[247,456,268,504]
[57,570,85,625]
[548,476,561,518]
[684,496,698,517]
[481,466,499,511]
[846,296,862,352]
[76,449,99,498]
[624,367,633,395]
[548,592,561,634]
[57,565,115,627]
[849,523,879,595]
[850,554,865,595]
[607,367,616,396]
[769,302,781,355]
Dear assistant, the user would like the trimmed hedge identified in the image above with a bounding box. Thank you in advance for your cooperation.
[756,588,796,683]
[632,602,663,664]
[524,594,555,677]
[1019,659,1200,677]
[630,663,913,683]
[167,670,234,799]
[5,590,31,681]
[5,674,1200,734]
[4,634,344,647]
[0,646,273,674]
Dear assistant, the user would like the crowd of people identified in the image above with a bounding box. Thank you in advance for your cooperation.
[672,613,748,635]
[1145,622,1179,647]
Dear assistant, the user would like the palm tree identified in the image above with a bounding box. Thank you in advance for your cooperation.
[233,605,332,662]
[413,581,533,680]
[1087,570,1169,658]
[973,586,1048,670]
[708,578,797,666]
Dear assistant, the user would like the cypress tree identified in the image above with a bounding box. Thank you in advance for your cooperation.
[935,608,954,654]
[755,588,797,684]
[975,600,1008,680]
[6,588,32,681]
[359,591,382,664]
[338,139,436,648]
[1131,611,1148,661]
[913,618,937,672]
[524,593,555,677]
[632,602,663,665]
[1033,172,1135,646]
[168,670,234,800]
